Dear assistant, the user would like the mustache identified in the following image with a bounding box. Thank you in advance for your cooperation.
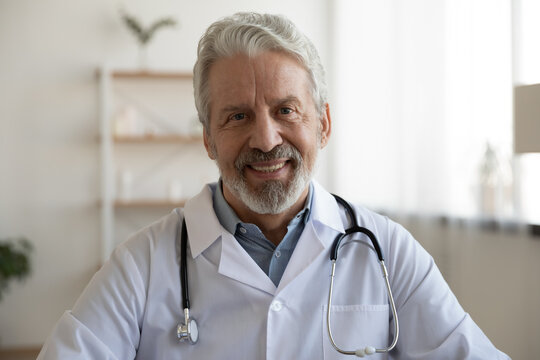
[234,144,303,171]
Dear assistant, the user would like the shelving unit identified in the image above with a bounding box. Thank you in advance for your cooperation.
[109,70,194,80]
[114,201,187,209]
[98,65,216,263]
[113,134,203,144]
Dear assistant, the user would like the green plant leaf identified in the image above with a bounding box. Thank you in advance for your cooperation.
[121,11,177,46]
[0,237,33,300]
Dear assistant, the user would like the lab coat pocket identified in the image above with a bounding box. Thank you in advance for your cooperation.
[322,304,389,359]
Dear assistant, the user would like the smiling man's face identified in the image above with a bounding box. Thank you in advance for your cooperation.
[204,51,331,215]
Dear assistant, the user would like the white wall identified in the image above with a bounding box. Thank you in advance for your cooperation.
[0,0,330,347]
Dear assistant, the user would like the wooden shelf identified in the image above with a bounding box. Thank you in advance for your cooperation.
[112,70,192,79]
[113,134,202,144]
[114,199,186,208]
[96,69,193,79]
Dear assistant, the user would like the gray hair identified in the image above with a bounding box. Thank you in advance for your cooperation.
[193,12,327,131]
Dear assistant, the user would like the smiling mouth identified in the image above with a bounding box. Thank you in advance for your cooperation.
[249,161,288,173]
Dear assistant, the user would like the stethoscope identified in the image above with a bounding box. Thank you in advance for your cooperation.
[177,194,399,357]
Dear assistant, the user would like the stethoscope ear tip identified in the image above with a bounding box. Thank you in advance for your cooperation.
[355,346,376,357]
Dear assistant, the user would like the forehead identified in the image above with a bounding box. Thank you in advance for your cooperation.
[207,51,313,108]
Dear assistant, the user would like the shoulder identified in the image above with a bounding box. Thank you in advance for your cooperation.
[121,209,183,251]
[352,204,411,243]
[113,209,184,273]
[349,203,420,263]
[91,208,185,295]
[351,203,425,259]
[310,180,415,251]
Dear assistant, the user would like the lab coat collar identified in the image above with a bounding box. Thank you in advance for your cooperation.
[183,181,347,295]
[309,180,345,239]
[184,181,346,258]
[183,184,223,258]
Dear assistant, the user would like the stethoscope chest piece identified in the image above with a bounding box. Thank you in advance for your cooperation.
[177,311,198,344]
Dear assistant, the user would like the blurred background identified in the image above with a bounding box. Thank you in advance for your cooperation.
[0,0,539,359]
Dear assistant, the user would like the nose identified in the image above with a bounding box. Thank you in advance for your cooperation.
[248,112,283,152]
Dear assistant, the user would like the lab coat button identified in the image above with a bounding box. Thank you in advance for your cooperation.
[270,301,283,312]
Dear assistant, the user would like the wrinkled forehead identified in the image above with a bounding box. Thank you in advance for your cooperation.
[210,52,308,90]
[207,51,314,117]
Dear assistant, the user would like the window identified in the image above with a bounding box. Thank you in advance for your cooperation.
[330,0,530,222]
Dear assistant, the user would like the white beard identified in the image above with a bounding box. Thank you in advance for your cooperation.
[214,143,317,215]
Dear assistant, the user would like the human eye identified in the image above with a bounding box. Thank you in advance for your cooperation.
[230,113,246,121]
[279,107,293,115]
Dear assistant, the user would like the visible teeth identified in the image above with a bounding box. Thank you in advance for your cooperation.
[251,162,286,173]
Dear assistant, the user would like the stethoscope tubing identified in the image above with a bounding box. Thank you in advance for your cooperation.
[331,194,384,262]
[180,218,190,310]
[327,194,399,356]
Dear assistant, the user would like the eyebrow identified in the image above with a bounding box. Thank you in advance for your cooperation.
[216,96,302,116]
[270,96,301,107]
[220,104,249,113]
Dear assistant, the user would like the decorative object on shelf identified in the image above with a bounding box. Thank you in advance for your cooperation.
[119,170,134,201]
[478,143,499,216]
[120,10,177,69]
[0,237,32,301]
[114,106,143,137]
[169,179,183,202]
[477,142,513,218]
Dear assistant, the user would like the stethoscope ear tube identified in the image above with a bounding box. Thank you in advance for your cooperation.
[331,195,384,262]
[178,217,198,344]
[180,218,190,310]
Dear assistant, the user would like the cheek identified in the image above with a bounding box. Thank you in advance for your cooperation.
[297,134,322,168]
[296,127,320,153]
[213,137,241,166]
[204,133,218,160]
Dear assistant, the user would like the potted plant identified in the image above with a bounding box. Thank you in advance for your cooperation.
[121,10,177,68]
[0,237,32,300]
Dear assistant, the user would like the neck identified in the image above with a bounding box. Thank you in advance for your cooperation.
[223,185,309,246]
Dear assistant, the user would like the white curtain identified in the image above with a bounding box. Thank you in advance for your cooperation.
[331,0,514,219]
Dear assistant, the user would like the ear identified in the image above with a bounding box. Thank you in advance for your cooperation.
[319,103,332,148]
[203,128,216,160]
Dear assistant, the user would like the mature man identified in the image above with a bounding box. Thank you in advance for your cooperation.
[38,12,509,359]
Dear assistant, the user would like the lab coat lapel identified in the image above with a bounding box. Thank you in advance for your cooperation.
[185,184,276,295]
[276,222,324,292]
[277,181,345,293]
[218,233,276,295]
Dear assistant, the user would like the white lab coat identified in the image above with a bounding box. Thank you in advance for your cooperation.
[38,182,509,359]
